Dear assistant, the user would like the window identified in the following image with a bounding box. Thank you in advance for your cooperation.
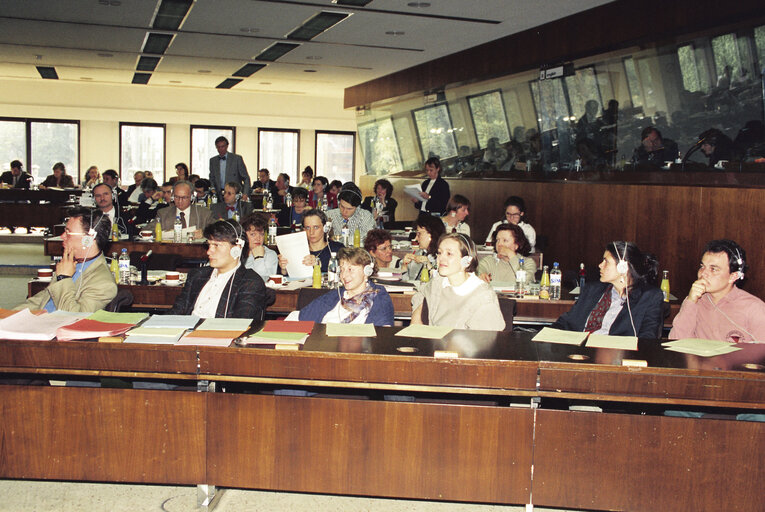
[315,131,355,183]
[711,33,740,80]
[0,118,79,183]
[191,126,235,178]
[530,78,569,132]
[622,57,643,108]
[413,104,458,161]
[564,67,601,120]
[258,129,299,183]
[120,123,165,186]
[467,90,510,149]
[358,118,403,176]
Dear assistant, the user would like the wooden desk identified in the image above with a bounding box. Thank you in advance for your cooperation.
[44,237,209,259]
[0,203,71,230]
[0,188,81,203]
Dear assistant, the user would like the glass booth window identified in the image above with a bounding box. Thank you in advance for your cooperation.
[120,123,165,186]
[358,118,403,176]
[413,103,458,161]
[0,119,27,176]
[467,90,510,149]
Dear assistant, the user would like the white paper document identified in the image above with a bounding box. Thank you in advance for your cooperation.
[532,327,588,345]
[140,314,200,330]
[197,317,252,332]
[275,231,313,278]
[0,309,86,341]
[403,184,424,202]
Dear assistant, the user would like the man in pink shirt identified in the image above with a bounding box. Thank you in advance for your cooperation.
[669,240,765,343]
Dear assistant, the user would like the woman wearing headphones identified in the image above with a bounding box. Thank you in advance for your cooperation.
[241,213,278,284]
[441,194,471,236]
[400,214,445,282]
[298,247,394,325]
[278,209,344,273]
[477,224,536,284]
[552,241,663,338]
[411,233,505,331]
[167,220,266,319]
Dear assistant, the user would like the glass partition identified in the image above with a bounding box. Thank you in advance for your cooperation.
[356,20,765,179]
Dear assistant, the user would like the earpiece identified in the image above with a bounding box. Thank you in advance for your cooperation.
[455,233,477,270]
[460,255,472,268]
[615,242,629,274]
[733,247,745,280]
[224,220,245,260]
[363,261,374,276]
[82,228,96,249]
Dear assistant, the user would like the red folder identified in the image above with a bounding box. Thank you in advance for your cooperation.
[262,320,314,334]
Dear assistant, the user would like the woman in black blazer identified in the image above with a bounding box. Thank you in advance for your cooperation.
[411,157,450,216]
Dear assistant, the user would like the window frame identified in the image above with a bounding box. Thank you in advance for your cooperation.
[190,124,236,177]
[466,89,511,150]
[0,116,80,183]
[314,130,356,182]
[257,127,300,183]
[119,122,166,184]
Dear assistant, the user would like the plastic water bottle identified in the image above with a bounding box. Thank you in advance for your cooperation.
[327,252,338,288]
[118,248,130,285]
[286,192,292,208]
[173,215,182,243]
[341,223,349,246]
[515,257,527,296]
[550,262,562,300]
[268,217,277,244]
[266,192,273,210]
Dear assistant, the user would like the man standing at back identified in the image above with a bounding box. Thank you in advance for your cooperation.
[670,239,765,343]
[209,136,250,203]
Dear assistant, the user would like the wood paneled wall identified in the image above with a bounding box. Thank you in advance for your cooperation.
[360,175,765,301]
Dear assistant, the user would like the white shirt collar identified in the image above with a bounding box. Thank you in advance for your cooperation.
[440,272,483,296]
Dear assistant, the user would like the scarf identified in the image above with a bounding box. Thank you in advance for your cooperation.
[340,283,378,324]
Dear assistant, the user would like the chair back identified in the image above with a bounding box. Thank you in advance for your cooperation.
[498,297,515,332]
[296,287,329,310]
[105,289,134,312]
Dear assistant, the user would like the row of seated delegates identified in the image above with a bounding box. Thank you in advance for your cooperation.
[632,126,679,166]
[146,180,213,239]
[276,187,308,227]
[278,209,344,273]
[0,160,33,188]
[307,176,337,209]
[132,179,170,225]
[361,178,397,225]
[411,157,450,216]
[442,194,470,236]
[325,182,376,244]
[209,135,250,204]
[82,166,100,189]
[552,241,664,339]
[210,181,254,221]
[484,196,536,252]
[16,208,117,313]
[241,213,278,283]
[293,247,394,326]
[364,229,399,270]
[399,214,445,282]
[669,239,765,343]
[410,233,505,331]
[166,220,266,319]
[478,224,537,285]
[38,162,75,189]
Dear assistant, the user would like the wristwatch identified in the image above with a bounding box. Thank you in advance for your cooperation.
[56,274,71,282]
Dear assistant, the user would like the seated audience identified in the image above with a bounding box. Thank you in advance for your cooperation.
[441,194,471,236]
[39,162,75,189]
[92,183,131,235]
[0,160,32,189]
[16,208,117,312]
[478,224,536,284]
[308,176,329,208]
[167,220,266,318]
[361,178,397,226]
[411,157,450,216]
[298,247,394,326]
[632,126,679,166]
[276,186,308,227]
[411,233,505,331]
[132,178,167,224]
[278,209,344,274]
[241,213,278,283]
[364,229,399,270]
[485,196,537,252]
[211,181,253,221]
[400,214,445,282]
[126,171,145,203]
[148,180,212,238]
[325,182,376,244]
[552,241,663,338]
[669,240,765,343]
[82,166,100,189]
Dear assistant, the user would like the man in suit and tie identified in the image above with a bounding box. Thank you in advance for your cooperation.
[148,180,212,239]
[253,168,276,194]
[209,136,251,203]
[1,160,33,188]
[211,182,254,221]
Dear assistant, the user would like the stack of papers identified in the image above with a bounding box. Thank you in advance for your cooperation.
[177,330,237,347]
[56,310,149,341]
[0,309,86,341]
[124,327,188,344]
[532,327,588,345]
[395,324,453,339]
[662,338,742,357]
[140,314,200,330]
[586,334,638,351]
[197,318,252,332]
[88,310,149,324]
[263,320,314,334]
[243,330,310,345]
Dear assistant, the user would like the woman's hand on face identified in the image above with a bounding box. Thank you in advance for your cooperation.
[278,253,288,270]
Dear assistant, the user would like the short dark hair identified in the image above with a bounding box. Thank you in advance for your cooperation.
[503,195,526,213]
[414,213,446,255]
[493,223,531,256]
[374,179,393,198]
[278,173,290,184]
[241,213,268,233]
[364,229,392,253]
[313,176,328,188]
[215,136,229,145]
[605,241,659,288]
[291,187,308,200]
[194,178,211,192]
[329,180,342,192]
[53,162,66,172]
[424,157,441,171]
[258,168,270,176]
[102,169,118,180]
[141,178,158,193]
[225,181,242,194]
[438,232,478,273]
[10,160,22,170]
[204,220,248,260]
[446,194,470,213]
[338,182,363,207]
[641,126,662,141]
[704,239,747,285]
[67,207,111,252]
[302,208,327,226]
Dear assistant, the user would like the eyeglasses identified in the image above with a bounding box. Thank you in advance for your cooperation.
[505,212,521,218]
[174,195,191,200]
[64,228,87,236]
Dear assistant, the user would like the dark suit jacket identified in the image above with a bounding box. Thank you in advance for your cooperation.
[552,281,664,338]
[272,185,294,209]
[167,264,266,319]
[0,171,32,188]
[210,200,254,221]
[254,179,276,193]
[40,174,75,188]
[209,152,251,201]
[414,176,449,215]
[361,196,397,224]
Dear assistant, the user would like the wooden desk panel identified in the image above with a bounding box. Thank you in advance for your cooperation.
[0,386,205,484]
[207,393,533,504]
[532,409,765,512]
[28,281,184,310]
[0,203,69,229]
[44,238,209,259]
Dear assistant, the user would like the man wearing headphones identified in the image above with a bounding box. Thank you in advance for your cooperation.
[101,169,128,205]
[272,173,293,209]
[16,208,117,313]
[670,240,765,343]
[209,136,251,203]
[325,182,376,244]
[210,182,253,221]
[149,180,212,238]
[92,183,132,235]
[167,220,266,319]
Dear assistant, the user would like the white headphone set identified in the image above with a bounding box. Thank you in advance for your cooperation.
[615,242,629,275]
[223,220,245,260]
[733,247,745,280]
[455,233,476,269]
[81,210,105,250]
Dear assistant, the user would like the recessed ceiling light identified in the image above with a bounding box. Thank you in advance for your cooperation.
[303,69,317,73]
[385,30,405,36]
[306,56,322,60]
[239,27,259,33]
[198,69,211,73]
[97,52,113,58]
[407,2,430,6]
